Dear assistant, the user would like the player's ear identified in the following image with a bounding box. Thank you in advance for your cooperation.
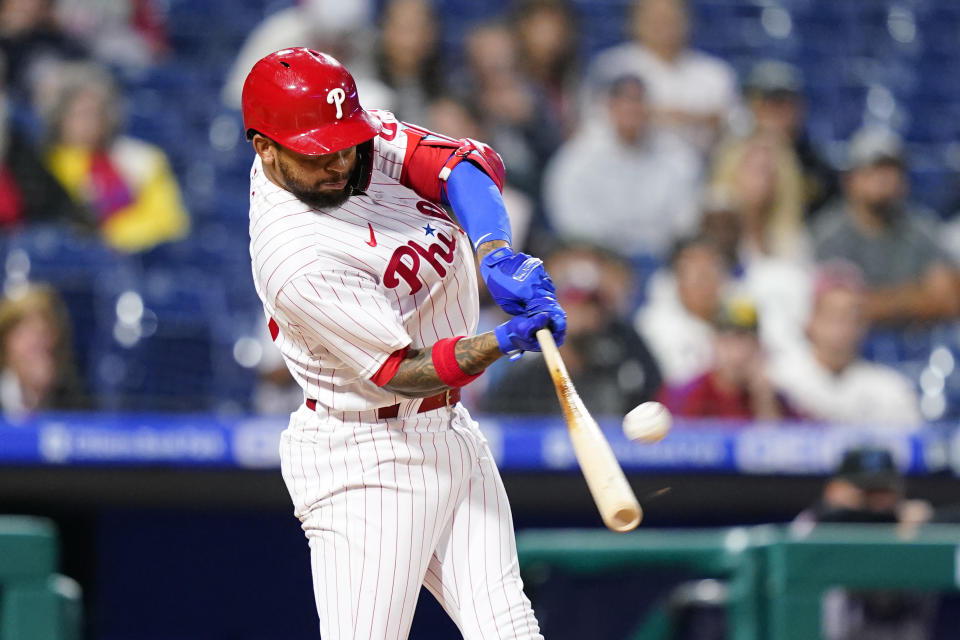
[252,133,277,164]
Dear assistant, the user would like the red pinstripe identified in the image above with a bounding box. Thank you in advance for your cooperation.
[392,433,416,640]
[251,202,309,244]
[256,220,315,269]
[262,242,317,291]
[446,425,470,612]
[489,462,519,638]
[279,288,374,373]
[367,415,384,640]
[324,419,343,639]
[351,417,369,630]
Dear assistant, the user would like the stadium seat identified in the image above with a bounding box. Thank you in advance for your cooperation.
[90,267,243,411]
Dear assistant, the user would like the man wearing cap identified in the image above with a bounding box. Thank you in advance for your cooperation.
[812,127,960,325]
[792,447,936,640]
[734,59,840,217]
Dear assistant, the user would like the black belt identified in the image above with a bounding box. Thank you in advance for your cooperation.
[305,389,460,419]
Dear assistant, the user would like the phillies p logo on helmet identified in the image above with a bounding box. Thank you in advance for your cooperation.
[327,88,346,119]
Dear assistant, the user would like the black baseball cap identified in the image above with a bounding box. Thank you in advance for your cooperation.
[835,447,902,491]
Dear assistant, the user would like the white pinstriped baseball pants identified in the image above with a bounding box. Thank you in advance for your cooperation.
[279,403,543,640]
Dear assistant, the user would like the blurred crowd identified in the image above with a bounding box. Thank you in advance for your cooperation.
[1,0,959,424]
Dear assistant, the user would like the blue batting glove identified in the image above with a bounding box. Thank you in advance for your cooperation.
[480,247,556,315]
[526,295,567,347]
[494,312,553,357]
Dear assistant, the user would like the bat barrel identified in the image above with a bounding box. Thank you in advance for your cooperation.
[606,505,642,532]
[537,329,643,533]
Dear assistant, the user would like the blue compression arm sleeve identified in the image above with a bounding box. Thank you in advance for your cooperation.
[442,161,512,251]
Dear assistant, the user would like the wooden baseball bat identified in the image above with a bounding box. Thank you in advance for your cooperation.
[536,329,642,532]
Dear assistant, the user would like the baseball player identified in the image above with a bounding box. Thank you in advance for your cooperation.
[242,48,565,640]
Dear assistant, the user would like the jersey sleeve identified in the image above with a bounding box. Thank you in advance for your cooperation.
[275,268,412,380]
[370,109,505,203]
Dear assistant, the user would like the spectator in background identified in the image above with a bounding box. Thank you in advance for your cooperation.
[460,20,562,207]
[0,51,87,230]
[698,188,811,356]
[426,93,535,251]
[772,263,921,426]
[374,0,443,124]
[710,133,809,263]
[55,0,169,71]
[253,321,301,415]
[0,0,85,102]
[585,0,738,155]
[543,73,701,259]
[0,283,85,419]
[42,62,189,252]
[738,60,839,217]
[637,236,726,386]
[792,447,936,640]
[513,0,581,135]
[663,296,792,420]
[813,127,960,325]
[221,0,392,111]
[483,243,661,415]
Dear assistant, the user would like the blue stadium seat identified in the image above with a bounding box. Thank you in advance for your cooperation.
[90,268,248,411]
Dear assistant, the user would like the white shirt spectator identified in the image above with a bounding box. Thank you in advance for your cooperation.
[636,292,714,386]
[734,254,812,357]
[543,123,701,258]
[772,347,921,427]
[586,44,738,152]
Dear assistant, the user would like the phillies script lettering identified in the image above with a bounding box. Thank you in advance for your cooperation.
[384,232,456,294]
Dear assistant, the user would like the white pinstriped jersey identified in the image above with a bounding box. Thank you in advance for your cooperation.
[248,111,479,416]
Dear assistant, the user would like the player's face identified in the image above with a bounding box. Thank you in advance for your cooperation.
[274,144,358,209]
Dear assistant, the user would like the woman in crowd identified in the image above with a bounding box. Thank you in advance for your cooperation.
[42,62,189,252]
[0,284,85,418]
[374,0,444,124]
[710,133,809,263]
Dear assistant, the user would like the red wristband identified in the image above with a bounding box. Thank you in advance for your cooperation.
[432,336,483,388]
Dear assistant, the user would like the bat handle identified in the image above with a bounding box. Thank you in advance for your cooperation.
[536,328,563,372]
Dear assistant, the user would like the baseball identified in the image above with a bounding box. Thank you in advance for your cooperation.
[622,401,672,443]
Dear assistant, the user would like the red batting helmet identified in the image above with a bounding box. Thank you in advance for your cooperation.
[241,48,381,156]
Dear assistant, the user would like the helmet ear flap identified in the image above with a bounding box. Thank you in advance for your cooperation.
[350,140,375,195]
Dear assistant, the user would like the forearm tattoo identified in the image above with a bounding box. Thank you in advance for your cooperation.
[475,239,510,263]
[381,332,502,397]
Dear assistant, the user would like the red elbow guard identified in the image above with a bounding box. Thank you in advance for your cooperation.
[401,133,506,202]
